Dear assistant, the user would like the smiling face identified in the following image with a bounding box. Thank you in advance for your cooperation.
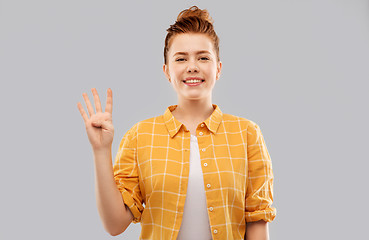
[163,33,222,101]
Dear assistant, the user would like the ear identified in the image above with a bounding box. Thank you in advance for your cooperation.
[163,64,171,82]
[216,61,222,80]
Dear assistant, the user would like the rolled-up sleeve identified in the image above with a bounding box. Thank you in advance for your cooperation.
[245,121,276,223]
[113,123,144,223]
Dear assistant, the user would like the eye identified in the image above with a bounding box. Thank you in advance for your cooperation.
[200,57,209,61]
[175,58,185,62]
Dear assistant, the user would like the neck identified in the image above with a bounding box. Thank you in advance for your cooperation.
[173,97,215,122]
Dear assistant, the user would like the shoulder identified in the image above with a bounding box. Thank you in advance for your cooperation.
[221,113,258,131]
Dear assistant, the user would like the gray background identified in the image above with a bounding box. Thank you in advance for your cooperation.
[1,0,368,239]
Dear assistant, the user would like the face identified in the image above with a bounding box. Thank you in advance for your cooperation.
[163,33,222,101]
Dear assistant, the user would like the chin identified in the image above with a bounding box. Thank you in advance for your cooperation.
[184,95,205,100]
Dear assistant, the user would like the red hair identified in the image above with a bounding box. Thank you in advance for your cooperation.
[164,6,220,64]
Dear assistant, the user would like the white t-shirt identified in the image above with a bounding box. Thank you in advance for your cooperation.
[177,134,212,240]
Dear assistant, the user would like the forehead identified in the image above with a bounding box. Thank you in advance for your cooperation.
[168,33,214,56]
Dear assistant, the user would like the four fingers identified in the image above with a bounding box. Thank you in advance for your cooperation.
[77,88,113,122]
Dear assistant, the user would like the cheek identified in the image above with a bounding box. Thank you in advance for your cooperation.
[171,67,186,79]
[204,66,217,77]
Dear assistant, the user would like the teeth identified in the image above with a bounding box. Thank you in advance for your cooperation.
[185,79,202,83]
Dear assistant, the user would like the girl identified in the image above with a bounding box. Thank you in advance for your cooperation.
[77,5,276,240]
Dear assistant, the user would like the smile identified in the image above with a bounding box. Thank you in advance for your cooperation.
[182,80,204,86]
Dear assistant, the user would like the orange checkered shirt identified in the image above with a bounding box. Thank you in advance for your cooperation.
[113,104,276,239]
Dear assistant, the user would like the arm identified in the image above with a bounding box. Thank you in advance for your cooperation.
[245,220,269,240]
[94,149,133,236]
[77,88,133,236]
[112,123,145,225]
[245,122,276,237]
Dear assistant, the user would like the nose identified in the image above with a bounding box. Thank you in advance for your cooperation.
[186,59,199,73]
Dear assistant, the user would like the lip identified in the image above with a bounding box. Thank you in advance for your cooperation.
[182,77,205,83]
[184,77,204,80]
[183,80,204,86]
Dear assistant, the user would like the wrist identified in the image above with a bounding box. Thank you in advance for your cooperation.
[92,143,111,151]
[93,146,112,155]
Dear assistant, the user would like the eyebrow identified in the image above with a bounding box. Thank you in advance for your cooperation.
[173,50,211,56]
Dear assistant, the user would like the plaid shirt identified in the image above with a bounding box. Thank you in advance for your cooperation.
[113,104,276,239]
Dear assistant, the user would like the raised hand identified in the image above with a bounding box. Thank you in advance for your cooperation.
[77,88,114,151]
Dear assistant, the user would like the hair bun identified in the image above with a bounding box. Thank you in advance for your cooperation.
[164,5,220,64]
[177,6,214,24]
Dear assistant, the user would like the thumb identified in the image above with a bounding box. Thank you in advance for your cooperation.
[92,120,113,130]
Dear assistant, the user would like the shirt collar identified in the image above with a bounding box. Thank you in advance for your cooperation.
[163,104,223,138]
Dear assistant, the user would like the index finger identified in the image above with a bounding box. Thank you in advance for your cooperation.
[105,88,113,114]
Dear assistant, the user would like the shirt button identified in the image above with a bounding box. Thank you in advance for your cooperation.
[200,123,204,127]
[199,132,203,136]
[203,162,208,167]
[202,148,206,152]
[213,229,218,234]
[206,184,211,188]
[209,207,213,211]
